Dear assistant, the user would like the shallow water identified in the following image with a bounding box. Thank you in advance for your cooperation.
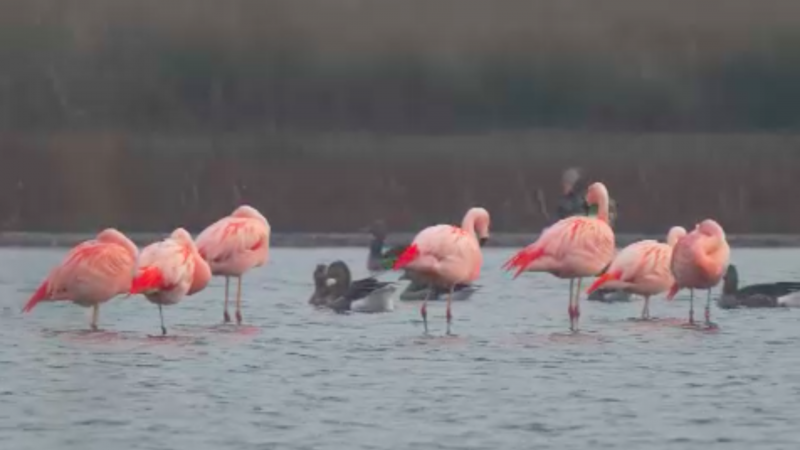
[2,247,800,450]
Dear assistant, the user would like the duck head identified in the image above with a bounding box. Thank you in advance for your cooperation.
[722,264,739,295]
[325,260,352,298]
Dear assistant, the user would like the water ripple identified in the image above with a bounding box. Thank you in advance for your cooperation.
[2,247,800,449]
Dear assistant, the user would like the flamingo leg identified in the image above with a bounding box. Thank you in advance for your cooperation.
[90,304,99,331]
[223,276,231,323]
[445,285,454,335]
[641,296,651,320]
[159,304,167,335]
[235,275,243,325]
[704,288,712,326]
[420,285,431,334]
[688,288,695,325]
[573,278,583,332]
[567,278,576,331]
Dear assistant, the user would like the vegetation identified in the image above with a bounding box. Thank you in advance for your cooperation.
[1,1,799,233]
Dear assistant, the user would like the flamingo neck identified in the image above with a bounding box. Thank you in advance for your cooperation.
[461,215,475,234]
[461,211,482,240]
[594,196,610,223]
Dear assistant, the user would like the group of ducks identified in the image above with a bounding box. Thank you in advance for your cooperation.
[21,182,800,336]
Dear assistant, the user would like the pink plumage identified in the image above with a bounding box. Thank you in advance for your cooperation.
[667,219,730,326]
[503,182,616,332]
[195,205,270,324]
[585,226,687,319]
[131,228,210,335]
[393,207,490,334]
[23,228,138,330]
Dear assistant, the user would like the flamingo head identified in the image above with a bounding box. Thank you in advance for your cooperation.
[666,226,688,247]
[464,207,491,247]
[170,228,194,246]
[232,205,269,226]
[696,219,725,238]
[585,182,609,206]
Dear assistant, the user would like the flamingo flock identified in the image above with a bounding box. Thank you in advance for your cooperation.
[21,182,732,336]
[24,205,270,335]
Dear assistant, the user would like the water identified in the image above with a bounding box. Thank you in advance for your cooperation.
[2,247,800,450]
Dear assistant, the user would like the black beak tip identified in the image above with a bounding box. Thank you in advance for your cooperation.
[479,237,489,247]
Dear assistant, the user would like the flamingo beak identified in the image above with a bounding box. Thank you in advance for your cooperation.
[479,237,489,247]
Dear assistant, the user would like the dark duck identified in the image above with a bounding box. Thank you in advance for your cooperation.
[716,263,800,309]
[366,220,408,273]
[310,261,397,313]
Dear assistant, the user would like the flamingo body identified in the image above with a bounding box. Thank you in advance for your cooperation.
[668,219,730,325]
[130,228,210,334]
[196,206,270,277]
[195,205,271,324]
[132,228,210,305]
[505,216,615,279]
[23,229,138,330]
[398,224,482,285]
[393,207,491,334]
[669,220,730,294]
[503,182,615,331]
[585,226,687,319]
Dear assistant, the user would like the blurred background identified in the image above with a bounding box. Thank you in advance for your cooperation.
[0,0,798,233]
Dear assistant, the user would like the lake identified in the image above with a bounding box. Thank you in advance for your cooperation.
[1,247,799,450]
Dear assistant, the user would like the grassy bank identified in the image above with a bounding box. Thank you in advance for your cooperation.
[2,232,800,249]
[0,130,798,234]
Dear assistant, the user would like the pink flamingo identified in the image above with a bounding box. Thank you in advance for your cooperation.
[666,219,730,326]
[503,182,615,332]
[392,207,491,335]
[195,205,271,324]
[22,228,138,330]
[129,228,211,335]
[585,226,687,320]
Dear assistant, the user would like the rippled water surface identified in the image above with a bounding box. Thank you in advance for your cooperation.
[2,247,800,450]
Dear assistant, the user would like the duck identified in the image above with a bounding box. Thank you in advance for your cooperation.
[587,288,633,303]
[396,269,480,301]
[310,260,397,313]
[716,263,800,309]
[365,220,408,273]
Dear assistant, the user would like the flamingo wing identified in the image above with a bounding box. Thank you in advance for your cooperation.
[197,218,267,265]
[24,241,135,312]
[132,240,193,294]
[505,216,613,277]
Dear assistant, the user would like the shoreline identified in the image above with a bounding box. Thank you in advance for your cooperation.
[2,232,800,249]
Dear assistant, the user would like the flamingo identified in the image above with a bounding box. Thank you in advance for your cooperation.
[22,228,138,330]
[503,182,615,332]
[392,207,491,335]
[195,205,271,325]
[666,219,730,327]
[129,228,211,335]
[585,226,687,320]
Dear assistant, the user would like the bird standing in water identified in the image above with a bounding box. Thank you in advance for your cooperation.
[196,205,271,325]
[586,226,687,320]
[503,182,615,332]
[393,207,490,335]
[129,228,211,335]
[667,219,730,327]
[22,229,138,330]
